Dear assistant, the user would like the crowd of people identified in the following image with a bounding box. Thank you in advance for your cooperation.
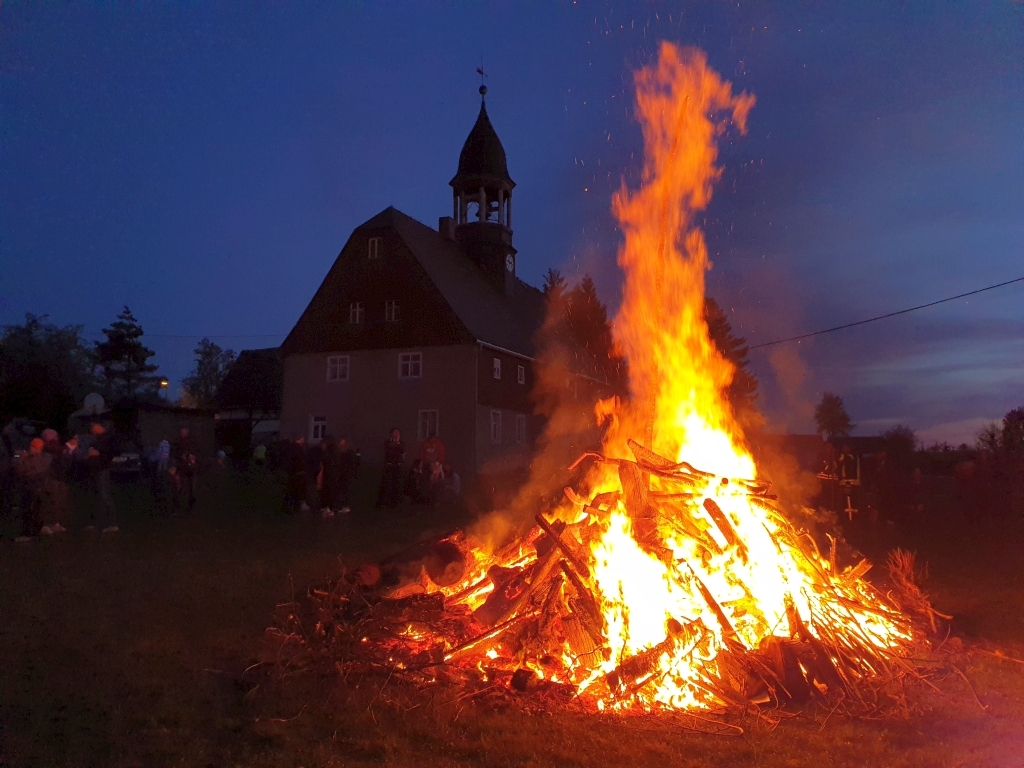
[279,428,461,516]
[2,419,465,542]
[0,420,118,542]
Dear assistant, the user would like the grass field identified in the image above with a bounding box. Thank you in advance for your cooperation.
[1,471,1023,767]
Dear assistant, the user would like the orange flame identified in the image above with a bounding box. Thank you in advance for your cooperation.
[432,43,914,713]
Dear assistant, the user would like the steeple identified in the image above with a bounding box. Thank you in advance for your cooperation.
[449,85,517,295]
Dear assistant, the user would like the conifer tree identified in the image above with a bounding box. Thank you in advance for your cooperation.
[94,306,160,399]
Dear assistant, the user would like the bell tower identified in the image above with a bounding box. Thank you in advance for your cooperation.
[450,85,517,296]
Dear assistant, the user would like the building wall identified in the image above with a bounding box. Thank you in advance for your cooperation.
[281,344,479,475]
[474,346,534,472]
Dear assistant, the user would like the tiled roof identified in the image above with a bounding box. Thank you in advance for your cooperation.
[360,207,542,356]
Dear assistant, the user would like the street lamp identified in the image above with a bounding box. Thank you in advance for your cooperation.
[159,378,169,400]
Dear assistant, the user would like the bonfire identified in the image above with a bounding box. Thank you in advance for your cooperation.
[272,44,937,715]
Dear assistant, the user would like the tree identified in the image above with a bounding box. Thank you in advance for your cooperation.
[704,297,758,422]
[0,314,97,427]
[543,268,567,298]
[882,424,917,469]
[814,392,853,441]
[181,338,236,408]
[94,306,160,400]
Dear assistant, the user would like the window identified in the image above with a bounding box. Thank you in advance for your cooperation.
[492,357,501,379]
[326,355,350,382]
[490,410,502,444]
[399,352,422,379]
[385,300,400,322]
[418,410,439,441]
[348,302,364,324]
[517,364,526,385]
[368,237,381,259]
[516,414,527,445]
[310,416,328,441]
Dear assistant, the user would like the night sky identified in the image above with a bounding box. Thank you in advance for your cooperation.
[3,2,1021,445]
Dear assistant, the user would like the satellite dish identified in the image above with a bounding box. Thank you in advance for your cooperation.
[83,393,105,415]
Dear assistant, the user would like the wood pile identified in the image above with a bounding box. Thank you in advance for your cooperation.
[269,440,935,714]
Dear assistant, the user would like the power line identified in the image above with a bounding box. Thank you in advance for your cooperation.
[748,276,1024,351]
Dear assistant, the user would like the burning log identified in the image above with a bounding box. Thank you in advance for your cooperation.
[535,513,591,578]
[701,498,748,562]
[605,618,706,698]
[444,610,541,662]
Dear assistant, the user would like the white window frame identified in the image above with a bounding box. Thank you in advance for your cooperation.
[398,352,423,379]
[490,409,502,445]
[385,299,400,322]
[326,355,349,382]
[310,415,328,442]
[418,409,439,441]
[493,357,501,379]
[516,414,526,445]
[517,364,526,385]
[368,237,381,259]
[348,302,364,324]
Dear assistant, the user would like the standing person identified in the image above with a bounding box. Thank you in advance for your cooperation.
[0,423,14,518]
[420,434,445,470]
[282,436,307,515]
[12,438,53,542]
[375,428,405,509]
[172,427,198,512]
[41,429,70,533]
[318,437,340,518]
[157,438,171,473]
[336,437,356,514]
[86,421,118,533]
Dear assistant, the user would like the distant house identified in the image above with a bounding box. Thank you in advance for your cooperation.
[279,90,544,474]
[216,347,283,452]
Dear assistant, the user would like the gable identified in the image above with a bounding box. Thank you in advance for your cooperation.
[282,215,474,355]
[282,207,544,358]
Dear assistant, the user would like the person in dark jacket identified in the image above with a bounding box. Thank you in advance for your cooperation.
[85,421,117,533]
[375,428,405,509]
[317,437,340,518]
[172,427,198,512]
[13,438,52,542]
[41,428,70,532]
[336,437,357,514]
[282,436,307,515]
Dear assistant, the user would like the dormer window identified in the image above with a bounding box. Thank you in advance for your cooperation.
[368,237,381,259]
[348,302,364,324]
[517,364,525,385]
[385,300,400,322]
[492,357,501,379]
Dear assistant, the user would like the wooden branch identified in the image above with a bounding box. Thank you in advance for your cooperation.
[702,498,748,562]
[535,513,591,578]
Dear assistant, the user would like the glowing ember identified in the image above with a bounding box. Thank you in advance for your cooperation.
[298,43,924,714]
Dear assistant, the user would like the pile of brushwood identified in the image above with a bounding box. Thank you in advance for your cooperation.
[267,442,950,720]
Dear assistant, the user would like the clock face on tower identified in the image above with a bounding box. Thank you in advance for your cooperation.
[505,254,514,272]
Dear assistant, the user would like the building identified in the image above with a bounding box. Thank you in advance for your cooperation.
[279,87,544,475]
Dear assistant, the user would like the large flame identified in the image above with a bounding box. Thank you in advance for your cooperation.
[420,43,915,713]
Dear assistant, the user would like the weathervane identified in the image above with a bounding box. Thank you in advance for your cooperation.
[476,58,487,97]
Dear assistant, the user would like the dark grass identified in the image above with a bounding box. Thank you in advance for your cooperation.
[1,473,1023,767]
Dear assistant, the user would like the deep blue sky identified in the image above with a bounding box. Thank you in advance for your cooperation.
[3,2,1022,444]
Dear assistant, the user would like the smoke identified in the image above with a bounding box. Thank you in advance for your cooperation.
[768,342,816,431]
[468,285,609,551]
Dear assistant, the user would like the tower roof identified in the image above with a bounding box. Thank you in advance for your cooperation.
[451,99,514,187]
